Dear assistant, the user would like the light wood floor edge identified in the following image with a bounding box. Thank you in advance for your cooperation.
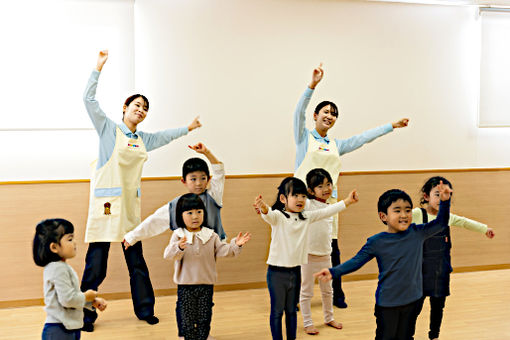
[3,167,510,185]
[2,265,508,309]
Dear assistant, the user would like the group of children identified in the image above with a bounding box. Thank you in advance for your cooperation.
[31,57,495,340]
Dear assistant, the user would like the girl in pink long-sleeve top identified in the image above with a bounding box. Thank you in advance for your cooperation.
[164,193,251,340]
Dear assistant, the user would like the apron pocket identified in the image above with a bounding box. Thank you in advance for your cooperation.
[93,187,122,217]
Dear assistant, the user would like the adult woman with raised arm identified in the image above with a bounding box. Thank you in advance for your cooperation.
[293,63,409,311]
[80,50,201,332]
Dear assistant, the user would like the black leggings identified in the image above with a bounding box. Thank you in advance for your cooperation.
[415,296,447,339]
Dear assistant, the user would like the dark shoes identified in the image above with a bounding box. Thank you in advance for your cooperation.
[82,322,94,332]
[142,315,160,325]
[333,300,348,308]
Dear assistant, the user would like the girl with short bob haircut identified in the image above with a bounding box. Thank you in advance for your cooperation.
[412,176,495,340]
[254,177,358,340]
[33,219,106,340]
[164,193,251,340]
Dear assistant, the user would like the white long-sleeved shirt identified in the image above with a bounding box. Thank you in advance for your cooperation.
[124,163,225,245]
[261,200,346,267]
[43,261,92,330]
[411,208,488,234]
[305,199,333,256]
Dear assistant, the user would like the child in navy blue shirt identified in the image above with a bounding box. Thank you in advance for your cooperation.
[314,182,452,340]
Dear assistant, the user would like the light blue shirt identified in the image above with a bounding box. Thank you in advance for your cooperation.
[293,87,394,170]
[84,70,189,169]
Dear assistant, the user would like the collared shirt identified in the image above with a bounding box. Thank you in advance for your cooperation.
[293,87,394,170]
[84,69,189,169]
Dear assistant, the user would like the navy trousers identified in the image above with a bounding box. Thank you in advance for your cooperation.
[80,242,155,323]
[267,265,301,340]
[42,323,81,340]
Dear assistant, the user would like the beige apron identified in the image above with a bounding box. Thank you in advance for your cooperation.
[294,132,342,239]
[85,127,148,242]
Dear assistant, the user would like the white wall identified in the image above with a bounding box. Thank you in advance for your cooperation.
[3,0,510,181]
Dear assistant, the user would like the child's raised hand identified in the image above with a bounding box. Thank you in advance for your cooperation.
[438,180,453,201]
[235,232,251,246]
[343,189,359,207]
[392,118,409,129]
[188,116,202,132]
[313,268,332,282]
[92,297,108,311]
[486,228,495,239]
[122,239,131,250]
[178,236,188,250]
[309,62,324,89]
[188,142,208,154]
[84,289,98,302]
[96,50,108,72]
[253,195,269,215]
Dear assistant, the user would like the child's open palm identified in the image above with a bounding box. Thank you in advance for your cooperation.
[235,232,251,246]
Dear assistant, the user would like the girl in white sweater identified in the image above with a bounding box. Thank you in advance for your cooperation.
[254,177,357,340]
[300,168,344,335]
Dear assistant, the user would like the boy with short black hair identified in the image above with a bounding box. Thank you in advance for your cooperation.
[314,183,452,340]
[122,142,226,247]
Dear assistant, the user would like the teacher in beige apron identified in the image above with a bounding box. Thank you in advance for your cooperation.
[80,50,201,331]
[293,63,409,308]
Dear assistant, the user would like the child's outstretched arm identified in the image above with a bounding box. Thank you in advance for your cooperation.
[215,232,251,258]
[314,240,374,282]
[123,204,171,249]
[448,214,495,238]
[307,189,359,223]
[189,142,225,214]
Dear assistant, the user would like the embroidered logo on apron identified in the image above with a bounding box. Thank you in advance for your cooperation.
[104,202,111,215]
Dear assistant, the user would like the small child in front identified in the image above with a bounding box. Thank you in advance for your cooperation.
[315,182,452,340]
[164,193,251,340]
[33,219,107,339]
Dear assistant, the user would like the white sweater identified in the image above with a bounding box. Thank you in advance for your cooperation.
[261,200,346,267]
[305,199,334,256]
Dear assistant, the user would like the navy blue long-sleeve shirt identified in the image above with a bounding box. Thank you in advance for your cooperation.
[329,199,451,307]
